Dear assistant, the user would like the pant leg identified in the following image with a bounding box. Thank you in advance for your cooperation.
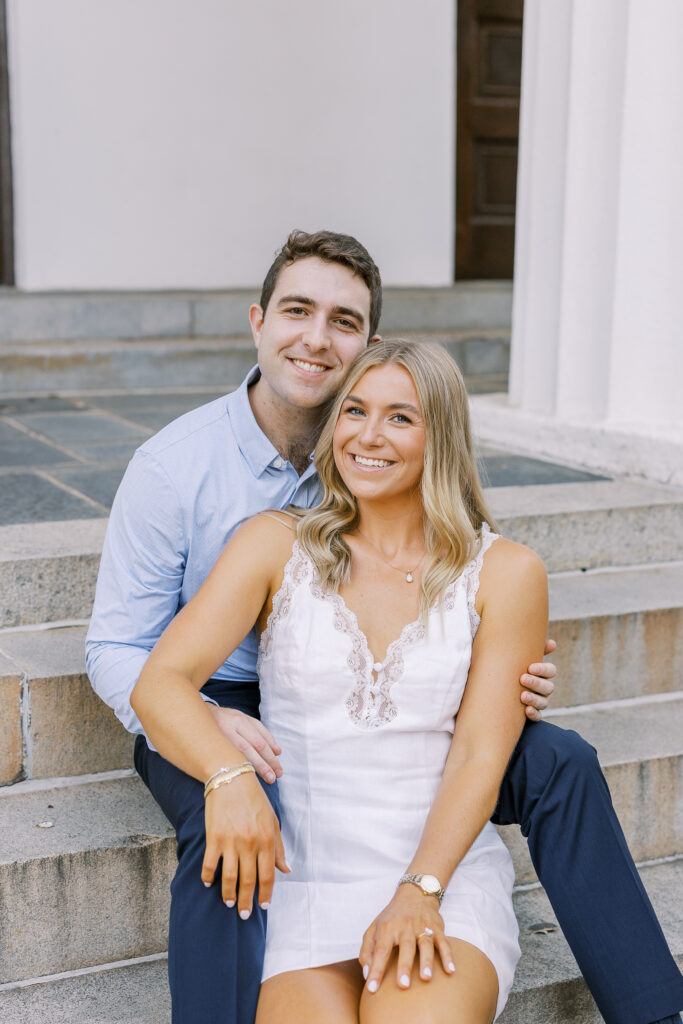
[135,733,280,1024]
[493,721,683,1024]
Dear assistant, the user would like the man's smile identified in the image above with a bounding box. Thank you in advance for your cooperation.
[289,357,329,375]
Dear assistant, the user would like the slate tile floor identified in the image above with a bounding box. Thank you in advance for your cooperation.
[0,390,607,526]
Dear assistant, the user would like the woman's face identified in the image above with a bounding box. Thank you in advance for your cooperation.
[333,363,426,503]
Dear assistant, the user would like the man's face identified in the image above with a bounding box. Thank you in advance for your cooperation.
[249,257,376,413]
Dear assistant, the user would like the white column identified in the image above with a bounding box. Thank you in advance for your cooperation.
[474,0,683,486]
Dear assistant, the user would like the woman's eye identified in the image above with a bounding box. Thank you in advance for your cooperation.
[343,405,364,416]
[391,413,411,424]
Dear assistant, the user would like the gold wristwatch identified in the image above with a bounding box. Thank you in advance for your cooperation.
[397,872,445,904]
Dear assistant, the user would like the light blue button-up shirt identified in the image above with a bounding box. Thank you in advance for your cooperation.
[85,368,320,735]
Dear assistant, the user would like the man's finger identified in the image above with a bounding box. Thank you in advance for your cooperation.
[521,673,554,695]
[527,661,557,680]
[521,690,549,711]
[544,637,557,655]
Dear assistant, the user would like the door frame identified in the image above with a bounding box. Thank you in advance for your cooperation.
[0,0,14,286]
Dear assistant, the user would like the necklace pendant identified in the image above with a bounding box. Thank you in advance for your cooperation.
[406,572,413,583]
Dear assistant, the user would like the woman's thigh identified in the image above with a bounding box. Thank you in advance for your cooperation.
[359,938,498,1024]
[256,960,364,1024]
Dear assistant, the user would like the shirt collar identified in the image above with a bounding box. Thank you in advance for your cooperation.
[227,365,316,479]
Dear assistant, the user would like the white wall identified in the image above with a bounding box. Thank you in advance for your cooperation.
[6,0,455,290]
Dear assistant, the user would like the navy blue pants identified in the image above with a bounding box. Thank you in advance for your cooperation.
[135,683,683,1024]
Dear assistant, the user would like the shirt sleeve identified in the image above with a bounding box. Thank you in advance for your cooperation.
[85,450,215,737]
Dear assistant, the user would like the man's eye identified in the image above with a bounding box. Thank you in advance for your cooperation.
[286,306,307,315]
[335,318,356,330]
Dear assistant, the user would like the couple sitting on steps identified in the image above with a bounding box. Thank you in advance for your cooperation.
[86,230,683,1024]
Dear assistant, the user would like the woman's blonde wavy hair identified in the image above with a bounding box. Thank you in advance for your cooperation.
[297,338,498,619]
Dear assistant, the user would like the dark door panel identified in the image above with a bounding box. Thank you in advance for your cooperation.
[456,0,523,279]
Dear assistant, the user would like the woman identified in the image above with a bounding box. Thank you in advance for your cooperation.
[131,340,548,1023]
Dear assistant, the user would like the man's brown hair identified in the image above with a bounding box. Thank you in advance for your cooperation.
[260,230,382,339]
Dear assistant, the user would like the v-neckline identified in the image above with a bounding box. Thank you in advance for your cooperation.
[329,585,424,675]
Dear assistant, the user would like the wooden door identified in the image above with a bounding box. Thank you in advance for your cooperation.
[0,0,13,286]
[456,0,524,279]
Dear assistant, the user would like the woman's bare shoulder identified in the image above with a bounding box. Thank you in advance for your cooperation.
[480,535,547,591]
[220,511,298,575]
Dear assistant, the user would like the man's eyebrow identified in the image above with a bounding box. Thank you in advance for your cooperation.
[277,294,315,307]
[276,295,365,328]
[331,305,365,328]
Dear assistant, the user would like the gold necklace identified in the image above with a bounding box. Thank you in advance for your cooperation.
[356,532,426,583]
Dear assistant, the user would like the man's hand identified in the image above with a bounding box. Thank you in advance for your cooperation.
[207,705,283,783]
[520,638,557,722]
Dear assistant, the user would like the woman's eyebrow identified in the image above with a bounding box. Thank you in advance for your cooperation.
[343,396,420,416]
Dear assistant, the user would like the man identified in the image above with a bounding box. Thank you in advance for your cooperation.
[86,230,683,1024]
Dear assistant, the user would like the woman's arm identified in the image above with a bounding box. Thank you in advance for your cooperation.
[130,513,296,916]
[360,538,548,991]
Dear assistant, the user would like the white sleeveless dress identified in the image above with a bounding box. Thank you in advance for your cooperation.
[257,526,520,1020]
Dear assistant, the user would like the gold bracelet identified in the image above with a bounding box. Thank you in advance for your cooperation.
[204,763,255,799]
[204,763,251,789]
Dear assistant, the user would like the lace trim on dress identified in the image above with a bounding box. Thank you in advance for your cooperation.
[257,540,310,670]
[460,523,500,637]
[309,573,428,731]
[257,528,499,726]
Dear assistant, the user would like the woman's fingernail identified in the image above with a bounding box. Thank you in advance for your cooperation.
[239,909,251,920]
[260,902,270,910]
[224,899,235,908]
[362,964,369,979]
[203,881,212,888]
[422,966,432,978]
[399,974,410,988]
[448,961,456,973]
[367,979,378,993]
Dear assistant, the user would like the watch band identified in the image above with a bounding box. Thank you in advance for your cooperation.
[397,872,445,904]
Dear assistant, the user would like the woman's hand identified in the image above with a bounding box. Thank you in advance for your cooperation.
[359,885,455,993]
[201,772,289,917]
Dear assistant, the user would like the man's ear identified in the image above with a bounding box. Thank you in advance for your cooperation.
[249,304,264,348]
[368,334,382,345]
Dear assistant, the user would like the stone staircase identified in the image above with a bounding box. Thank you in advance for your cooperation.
[0,288,681,1022]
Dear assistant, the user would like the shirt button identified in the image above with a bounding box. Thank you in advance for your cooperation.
[373,662,383,672]
[273,458,283,469]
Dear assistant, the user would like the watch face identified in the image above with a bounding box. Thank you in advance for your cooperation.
[421,874,441,894]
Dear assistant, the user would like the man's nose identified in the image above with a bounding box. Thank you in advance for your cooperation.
[302,313,330,351]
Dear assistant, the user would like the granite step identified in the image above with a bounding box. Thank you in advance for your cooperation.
[2,480,682,627]
[0,283,512,344]
[1,556,682,783]
[0,328,509,395]
[490,479,683,573]
[499,692,683,883]
[0,773,175,984]
[0,624,132,785]
[0,694,681,982]
[0,520,107,628]
[0,859,680,1024]
[548,561,683,707]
